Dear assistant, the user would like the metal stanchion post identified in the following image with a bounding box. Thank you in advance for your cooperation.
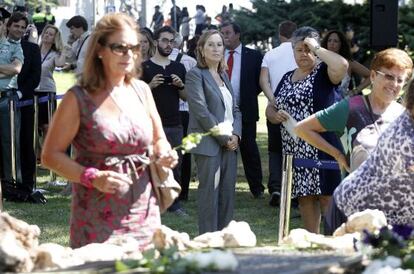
[9,95,17,183]
[33,94,39,188]
[278,154,293,245]
[48,92,57,182]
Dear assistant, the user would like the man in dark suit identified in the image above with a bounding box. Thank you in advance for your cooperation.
[7,12,41,195]
[221,22,264,198]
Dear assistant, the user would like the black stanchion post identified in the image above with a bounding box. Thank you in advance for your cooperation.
[278,154,293,245]
[33,94,39,189]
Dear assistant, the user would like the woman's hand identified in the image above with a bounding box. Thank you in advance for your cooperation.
[153,138,178,169]
[265,103,288,124]
[226,135,239,151]
[303,37,320,53]
[156,150,178,169]
[92,170,133,194]
[332,150,350,173]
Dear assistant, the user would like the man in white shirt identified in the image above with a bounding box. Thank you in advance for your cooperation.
[221,22,264,199]
[260,20,297,207]
[65,15,90,78]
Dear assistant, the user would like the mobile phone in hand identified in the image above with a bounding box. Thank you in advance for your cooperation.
[162,75,173,84]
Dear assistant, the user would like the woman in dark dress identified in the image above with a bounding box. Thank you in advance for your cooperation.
[266,26,348,233]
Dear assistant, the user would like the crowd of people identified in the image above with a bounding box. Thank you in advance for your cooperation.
[0,3,413,251]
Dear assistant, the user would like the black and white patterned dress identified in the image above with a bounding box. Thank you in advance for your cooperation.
[334,111,414,225]
[274,63,342,198]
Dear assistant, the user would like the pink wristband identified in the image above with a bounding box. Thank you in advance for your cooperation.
[80,167,99,188]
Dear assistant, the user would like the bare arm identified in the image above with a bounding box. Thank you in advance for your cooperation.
[41,90,133,193]
[304,37,349,85]
[259,67,275,102]
[41,90,84,182]
[54,51,67,67]
[350,60,371,93]
[294,114,350,172]
[0,59,22,76]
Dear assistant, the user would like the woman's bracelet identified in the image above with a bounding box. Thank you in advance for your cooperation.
[80,167,99,188]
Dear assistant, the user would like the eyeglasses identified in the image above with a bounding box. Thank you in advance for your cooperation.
[375,70,406,85]
[107,43,141,56]
[158,38,175,45]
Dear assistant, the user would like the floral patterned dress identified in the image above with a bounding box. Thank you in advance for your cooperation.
[69,82,160,250]
[275,63,342,198]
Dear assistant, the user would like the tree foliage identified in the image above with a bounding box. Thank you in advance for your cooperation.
[233,0,414,60]
[2,0,59,11]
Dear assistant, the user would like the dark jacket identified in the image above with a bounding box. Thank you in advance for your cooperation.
[17,40,41,100]
[240,46,263,123]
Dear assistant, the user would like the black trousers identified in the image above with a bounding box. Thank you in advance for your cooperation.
[267,121,283,194]
[239,121,263,195]
[179,111,191,200]
[19,104,36,193]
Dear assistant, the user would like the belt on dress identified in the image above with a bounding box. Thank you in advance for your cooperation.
[105,153,151,180]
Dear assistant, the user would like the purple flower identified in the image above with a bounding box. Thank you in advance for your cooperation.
[392,224,414,240]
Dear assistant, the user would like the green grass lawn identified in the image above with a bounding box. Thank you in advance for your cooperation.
[3,72,302,247]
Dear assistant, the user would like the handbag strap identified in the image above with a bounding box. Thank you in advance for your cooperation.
[362,95,382,135]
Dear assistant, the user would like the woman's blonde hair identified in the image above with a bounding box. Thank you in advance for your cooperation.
[139,29,155,60]
[79,13,140,92]
[196,30,227,72]
[40,24,64,52]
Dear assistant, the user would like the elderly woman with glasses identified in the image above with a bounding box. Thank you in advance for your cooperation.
[324,79,414,232]
[266,26,349,233]
[295,48,413,173]
[295,48,413,234]
[41,13,177,249]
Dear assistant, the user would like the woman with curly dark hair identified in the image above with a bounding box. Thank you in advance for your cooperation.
[321,30,370,97]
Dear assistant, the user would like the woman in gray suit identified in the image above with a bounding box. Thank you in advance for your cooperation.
[186,30,242,234]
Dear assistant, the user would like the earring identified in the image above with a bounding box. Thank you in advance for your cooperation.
[98,55,102,59]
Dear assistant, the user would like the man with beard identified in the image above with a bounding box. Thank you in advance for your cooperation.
[141,26,187,217]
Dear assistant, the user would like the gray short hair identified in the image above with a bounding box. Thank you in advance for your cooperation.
[291,26,320,47]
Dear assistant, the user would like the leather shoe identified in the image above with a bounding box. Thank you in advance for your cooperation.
[253,192,264,199]
[269,192,280,207]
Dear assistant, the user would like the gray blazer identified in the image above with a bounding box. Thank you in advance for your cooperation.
[185,66,242,157]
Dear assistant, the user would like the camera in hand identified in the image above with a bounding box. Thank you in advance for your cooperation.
[162,75,173,84]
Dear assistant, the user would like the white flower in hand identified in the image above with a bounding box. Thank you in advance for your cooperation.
[210,121,233,137]
[176,133,204,154]
[181,136,198,153]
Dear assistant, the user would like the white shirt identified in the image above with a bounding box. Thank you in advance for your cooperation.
[225,44,242,105]
[261,42,297,92]
[68,31,91,78]
[219,85,234,128]
[169,48,197,111]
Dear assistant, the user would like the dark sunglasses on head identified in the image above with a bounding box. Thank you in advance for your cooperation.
[107,43,141,56]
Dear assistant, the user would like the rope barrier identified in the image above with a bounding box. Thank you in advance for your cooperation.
[293,158,340,170]
[278,155,341,244]
[16,94,64,108]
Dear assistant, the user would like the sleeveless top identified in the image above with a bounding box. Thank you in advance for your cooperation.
[69,81,160,250]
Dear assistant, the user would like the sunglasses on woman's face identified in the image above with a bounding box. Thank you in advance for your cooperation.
[107,43,141,56]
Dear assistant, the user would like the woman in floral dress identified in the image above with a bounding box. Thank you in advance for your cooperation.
[266,27,348,233]
[41,13,177,250]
